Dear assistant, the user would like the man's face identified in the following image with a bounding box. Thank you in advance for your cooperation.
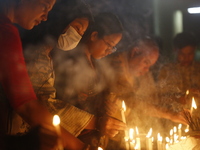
[177,45,196,66]
[129,46,159,77]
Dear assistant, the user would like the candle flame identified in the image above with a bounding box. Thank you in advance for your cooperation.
[186,90,189,95]
[129,128,134,140]
[166,137,170,143]
[135,126,139,135]
[122,100,126,111]
[146,128,152,138]
[192,97,197,109]
[185,128,189,133]
[166,143,169,149]
[98,147,103,150]
[53,115,60,126]
[170,129,173,135]
[178,124,182,129]
[173,126,177,133]
[157,133,162,141]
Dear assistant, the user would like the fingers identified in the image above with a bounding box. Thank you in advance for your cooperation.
[102,116,127,137]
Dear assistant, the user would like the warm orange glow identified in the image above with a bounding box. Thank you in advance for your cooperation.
[178,124,182,129]
[98,147,103,150]
[170,129,173,136]
[122,100,126,112]
[129,128,134,140]
[192,97,197,109]
[53,115,60,126]
[186,90,189,95]
[135,126,139,135]
[173,126,177,133]
[146,128,152,138]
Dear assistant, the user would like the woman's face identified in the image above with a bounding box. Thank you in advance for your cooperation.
[14,0,56,30]
[88,33,122,59]
[68,18,89,36]
[129,46,159,77]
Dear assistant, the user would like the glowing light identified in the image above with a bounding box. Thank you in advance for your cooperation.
[192,97,197,109]
[166,137,170,143]
[129,128,134,140]
[122,100,126,111]
[188,7,200,14]
[173,126,177,133]
[178,124,182,129]
[146,128,152,138]
[136,126,139,135]
[186,90,189,95]
[98,147,103,150]
[53,115,60,126]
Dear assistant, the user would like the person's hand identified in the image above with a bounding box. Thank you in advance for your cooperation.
[169,110,189,125]
[98,115,126,138]
[104,93,121,116]
[38,125,59,150]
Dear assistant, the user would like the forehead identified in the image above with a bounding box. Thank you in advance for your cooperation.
[39,0,55,6]
[178,45,195,54]
[71,18,89,25]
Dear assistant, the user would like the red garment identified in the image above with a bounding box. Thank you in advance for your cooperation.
[0,14,37,109]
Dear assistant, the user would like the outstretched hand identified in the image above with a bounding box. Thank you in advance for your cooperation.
[98,115,126,137]
[169,109,189,125]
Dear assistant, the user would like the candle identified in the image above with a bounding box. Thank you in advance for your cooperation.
[185,90,189,98]
[146,128,153,150]
[178,124,182,140]
[191,97,197,115]
[53,115,63,150]
[165,143,169,150]
[173,126,177,143]
[129,128,135,150]
[157,133,162,150]
[135,127,141,150]
[121,101,126,123]
[121,101,129,150]
[98,147,103,150]
[169,129,173,144]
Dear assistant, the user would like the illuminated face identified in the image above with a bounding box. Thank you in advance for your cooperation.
[14,0,56,30]
[129,46,159,77]
[88,33,122,59]
[177,45,195,66]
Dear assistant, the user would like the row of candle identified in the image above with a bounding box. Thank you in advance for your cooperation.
[122,125,189,150]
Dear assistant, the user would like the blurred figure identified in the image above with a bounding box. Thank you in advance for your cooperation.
[53,12,126,149]
[0,0,60,149]
[158,32,200,108]
[102,36,187,150]
[0,0,94,149]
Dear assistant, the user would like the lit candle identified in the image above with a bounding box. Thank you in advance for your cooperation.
[178,124,182,140]
[135,127,141,150]
[53,115,63,150]
[185,90,189,98]
[169,129,173,144]
[146,128,153,150]
[165,143,169,150]
[157,133,163,150]
[191,97,197,115]
[121,101,129,150]
[129,128,135,150]
[173,126,177,143]
[98,147,103,150]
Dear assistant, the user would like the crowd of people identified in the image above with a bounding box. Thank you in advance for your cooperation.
[0,0,199,150]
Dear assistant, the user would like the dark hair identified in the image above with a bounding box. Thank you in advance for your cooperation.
[21,0,94,46]
[173,32,198,50]
[129,36,159,50]
[92,12,123,38]
[127,36,159,58]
